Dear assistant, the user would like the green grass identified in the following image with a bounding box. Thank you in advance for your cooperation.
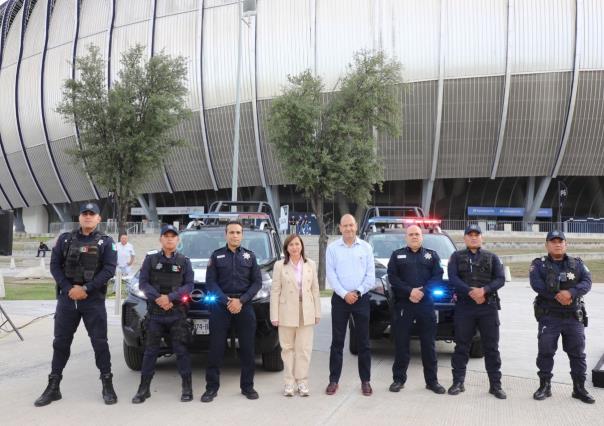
[2,278,129,300]
[3,280,56,300]
[507,259,604,282]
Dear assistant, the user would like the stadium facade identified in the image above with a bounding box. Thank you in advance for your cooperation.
[0,0,603,232]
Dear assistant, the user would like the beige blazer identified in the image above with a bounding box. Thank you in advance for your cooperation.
[270,258,321,327]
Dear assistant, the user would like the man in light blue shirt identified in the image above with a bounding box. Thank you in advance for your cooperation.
[325,214,375,396]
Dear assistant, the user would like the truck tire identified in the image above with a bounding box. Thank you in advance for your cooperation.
[123,341,144,371]
[262,345,284,371]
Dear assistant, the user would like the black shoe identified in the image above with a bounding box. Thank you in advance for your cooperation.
[389,381,405,393]
[533,378,552,401]
[132,375,153,404]
[242,388,259,400]
[100,373,118,405]
[201,389,217,403]
[426,382,446,394]
[447,382,465,395]
[572,379,595,404]
[181,374,193,402]
[34,374,62,407]
[489,385,507,400]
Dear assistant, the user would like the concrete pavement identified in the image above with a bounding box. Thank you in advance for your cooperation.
[1,281,603,426]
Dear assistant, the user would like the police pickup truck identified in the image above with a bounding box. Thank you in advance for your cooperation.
[122,201,284,371]
[349,206,484,358]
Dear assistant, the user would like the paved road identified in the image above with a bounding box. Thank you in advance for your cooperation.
[1,281,603,426]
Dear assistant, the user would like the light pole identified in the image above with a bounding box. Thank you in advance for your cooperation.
[231,0,256,203]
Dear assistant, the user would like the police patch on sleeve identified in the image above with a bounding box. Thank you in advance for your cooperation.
[111,243,116,251]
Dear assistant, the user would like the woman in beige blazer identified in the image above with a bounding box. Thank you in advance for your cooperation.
[270,234,321,397]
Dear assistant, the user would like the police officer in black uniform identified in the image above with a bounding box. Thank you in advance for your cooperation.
[132,225,194,404]
[201,220,262,402]
[447,224,506,399]
[529,230,595,404]
[35,202,117,407]
[387,225,446,394]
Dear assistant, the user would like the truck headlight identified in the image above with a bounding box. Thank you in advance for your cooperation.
[253,271,272,300]
[127,275,147,299]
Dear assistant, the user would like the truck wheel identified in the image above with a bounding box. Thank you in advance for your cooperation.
[262,345,284,371]
[470,337,484,358]
[123,341,144,371]
[349,320,358,355]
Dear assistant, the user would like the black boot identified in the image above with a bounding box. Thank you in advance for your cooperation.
[34,374,62,407]
[132,375,153,404]
[181,374,193,402]
[572,378,595,404]
[100,373,118,405]
[533,378,552,400]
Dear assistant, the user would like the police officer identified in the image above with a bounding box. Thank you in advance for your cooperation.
[35,202,117,407]
[529,230,595,404]
[387,225,446,394]
[447,224,506,399]
[201,220,262,402]
[132,225,194,404]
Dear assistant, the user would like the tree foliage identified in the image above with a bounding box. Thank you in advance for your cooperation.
[57,44,190,232]
[267,50,402,288]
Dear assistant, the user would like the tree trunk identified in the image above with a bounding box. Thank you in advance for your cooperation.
[117,196,129,236]
[310,193,328,290]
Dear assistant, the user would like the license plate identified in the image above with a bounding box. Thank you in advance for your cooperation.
[193,319,209,335]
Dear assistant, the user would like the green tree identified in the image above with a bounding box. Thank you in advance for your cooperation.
[57,44,190,233]
[267,50,402,289]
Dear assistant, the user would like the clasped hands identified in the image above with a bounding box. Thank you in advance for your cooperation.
[227,297,243,314]
[555,290,573,305]
[68,284,87,300]
[468,287,486,304]
[154,294,173,310]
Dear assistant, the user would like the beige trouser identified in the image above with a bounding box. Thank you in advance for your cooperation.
[278,302,314,386]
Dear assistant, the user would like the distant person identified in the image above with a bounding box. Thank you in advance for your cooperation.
[36,241,50,257]
[116,234,135,276]
[270,234,321,397]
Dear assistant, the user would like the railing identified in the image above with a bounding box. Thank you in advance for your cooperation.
[440,219,604,234]
[49,221,162,235]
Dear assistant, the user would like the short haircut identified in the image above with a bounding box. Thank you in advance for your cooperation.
[225,220,243,232]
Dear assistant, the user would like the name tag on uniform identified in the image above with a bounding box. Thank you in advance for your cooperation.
[216,254,225,259]
[397,255,406,259]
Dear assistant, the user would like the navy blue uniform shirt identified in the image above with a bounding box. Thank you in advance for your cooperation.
[387,246,443,305]
[529,254,591,307]
[205,245,262,305]
[448,248,505,296]
[50,229,117,298]
[139,250,194,302]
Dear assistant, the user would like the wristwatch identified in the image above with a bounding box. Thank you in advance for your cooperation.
[355,290,361,298]
[82,285,89,293]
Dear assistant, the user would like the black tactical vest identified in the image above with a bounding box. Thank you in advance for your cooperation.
[62,230,106,284]
[147,252,187,315]
[456,249,493,288]
[538,256,579,310]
